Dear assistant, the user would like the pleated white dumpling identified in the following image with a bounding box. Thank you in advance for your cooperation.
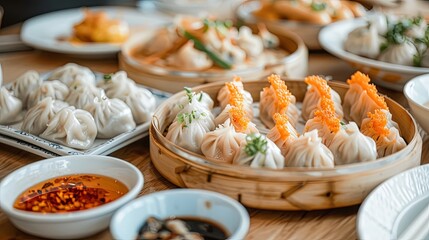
[233,133,284,169]
[328,122,377,165]
[217,78,253,119]
[40,106,97,150]
[218,38,246,65]
[97,71,135,99]
[21,97,68,135]
[27,80,69,109]
[237,26,264,58]
[11,70,42,107]
[48,63,96,86]
[301,75,343,121]
[378,41,417,66]
[344,24,383,59]
[201,119,246,164]
[259,74,299,128]
[361,109,406,157]
[267,113,299,156]
[166,109,215,153]
[285,130,335,168]
[66,80,100,110]
[125,87,156,124]
[166,41,213,71]
[0,87,23,124]
[85,92,136,139]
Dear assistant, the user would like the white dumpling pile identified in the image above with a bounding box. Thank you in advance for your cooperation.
[27,80,69,109]
[0,87,23,124]
[10,70,42,107]
[66,79,101,110]
[48,63,96,86]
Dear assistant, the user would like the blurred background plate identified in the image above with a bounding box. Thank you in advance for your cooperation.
[20,6,170,56]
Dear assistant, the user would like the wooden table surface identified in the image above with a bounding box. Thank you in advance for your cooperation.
[1,9,429,240]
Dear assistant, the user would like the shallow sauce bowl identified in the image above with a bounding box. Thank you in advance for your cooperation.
[110,189,250,240]
[0,155,144,239]
[404,74,429,133]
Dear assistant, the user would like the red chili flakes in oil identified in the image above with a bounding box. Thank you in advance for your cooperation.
[13,174,128,213]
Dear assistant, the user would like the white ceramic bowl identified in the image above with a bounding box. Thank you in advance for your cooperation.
[0,155,144,239]
[404,74,429,133]
[110,189,250,240]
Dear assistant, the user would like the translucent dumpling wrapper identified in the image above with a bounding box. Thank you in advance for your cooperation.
[368,13,388,35]
[0,87,23,124]
[125,87,157,124]
[267,113,299,156]
[86,93,136,139]
[11,70,42,107]
[217,38,246,65]
[201,119,246,164]
[378,41,418,66]
[27,80,70,109]
[344,24,383,59]
[48,63,96,86]
[97,71,136,99]
[21,97,69,135]
[301,75,343,121]
[233,133,284,169]
[66,80,101,110]
[217,78,253,119]
[237,26,264,58]
[304,115,334,145]
[405,17,428,39]
[284,130,334,168]
[166,109,215,154]
[361,109,406,157]
[328,122,377,165]
[214,104,258,134]
[166,41,213,71]
[40,106,97,150]
[258,24,279,49]
[204,28,223,51]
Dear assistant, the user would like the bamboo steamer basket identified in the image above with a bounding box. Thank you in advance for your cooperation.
[119,27,308,93]
[149,80,422,210]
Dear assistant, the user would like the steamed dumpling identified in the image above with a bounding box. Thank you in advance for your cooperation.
[0,87,23,124]
[27,80,69,109]
[40,106,97,150]
[66,80,101,110]
[233,133,285,169]
[284,130,334,168]
[85,93,136,138]
[237,26,264,57]
[201,119,246,164]
[143,27,177,55]
[218,38,246,65]
[378,41,417,66]
[344,24,383,59]
[10,70,42,107]
[97,71,135,99]
[217,78,253,118]
[21,97,68,135]
[48,63,96,86]
[267,113,299,156]
[166,42,213,71]
[328,122,377,165]
[125,87,156,124]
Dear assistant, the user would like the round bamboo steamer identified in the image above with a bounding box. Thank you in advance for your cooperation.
[119,27,308,93]
[149,80,422,210]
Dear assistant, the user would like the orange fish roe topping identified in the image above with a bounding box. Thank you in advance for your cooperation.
[230,106,250,133]
[313,97,340,133]
[233,76,242,83]
[267,74,293,111]
[347,71,388,110]
[363,109,391,137]
[305,75,331,98]
[226,81,244,108]
[273,113,291,140]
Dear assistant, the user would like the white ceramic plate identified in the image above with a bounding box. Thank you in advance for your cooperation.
[357,164,429,239]
[319,18,429,91]
[0,73,170,157]
[21,6,170,56]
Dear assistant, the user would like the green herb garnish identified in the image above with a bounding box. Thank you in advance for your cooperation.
[311,2,327,12]
[177,110,206,128]
[244,133,268,157]
[103,73,113,82]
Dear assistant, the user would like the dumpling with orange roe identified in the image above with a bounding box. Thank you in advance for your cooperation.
[267,113,299,156]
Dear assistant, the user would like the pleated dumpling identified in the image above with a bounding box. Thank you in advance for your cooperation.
[343,71,390,126]
[166,41,213,71]
[328,122,377,165]
[97,71,135,99]
[48,63,96,86]
[267,113,298,156]
[85,92,136,139]
[166,109,215,153]
[344,24,382,59]
[259,74,299,129]
[66,79,101,110]
[284,130,334,168]
[217,77,253,120]
[0,87,23,124]
[124,87,156,124]
[378,41,417,66]
[233,133,284,169]
[40,106,97,150]
[201,119,246,164]
[361,109,406,157]
[237,26,264,58]
[21,97,68,135]
[27,80,69,109]
[10,70,42,107]
[301,75,343,121]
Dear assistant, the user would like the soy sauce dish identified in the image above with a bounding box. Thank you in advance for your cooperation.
[0,155,144,239]
[110,189,250,240]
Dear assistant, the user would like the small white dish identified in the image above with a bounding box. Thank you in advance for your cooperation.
[357,164,429,239]
[0,155,144,239]
[110,189,250,240]
[21,6,170,56]
[319,17,429,91]
[404,74,429,133]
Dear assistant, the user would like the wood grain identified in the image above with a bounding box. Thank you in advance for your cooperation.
[0,31,428,240]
